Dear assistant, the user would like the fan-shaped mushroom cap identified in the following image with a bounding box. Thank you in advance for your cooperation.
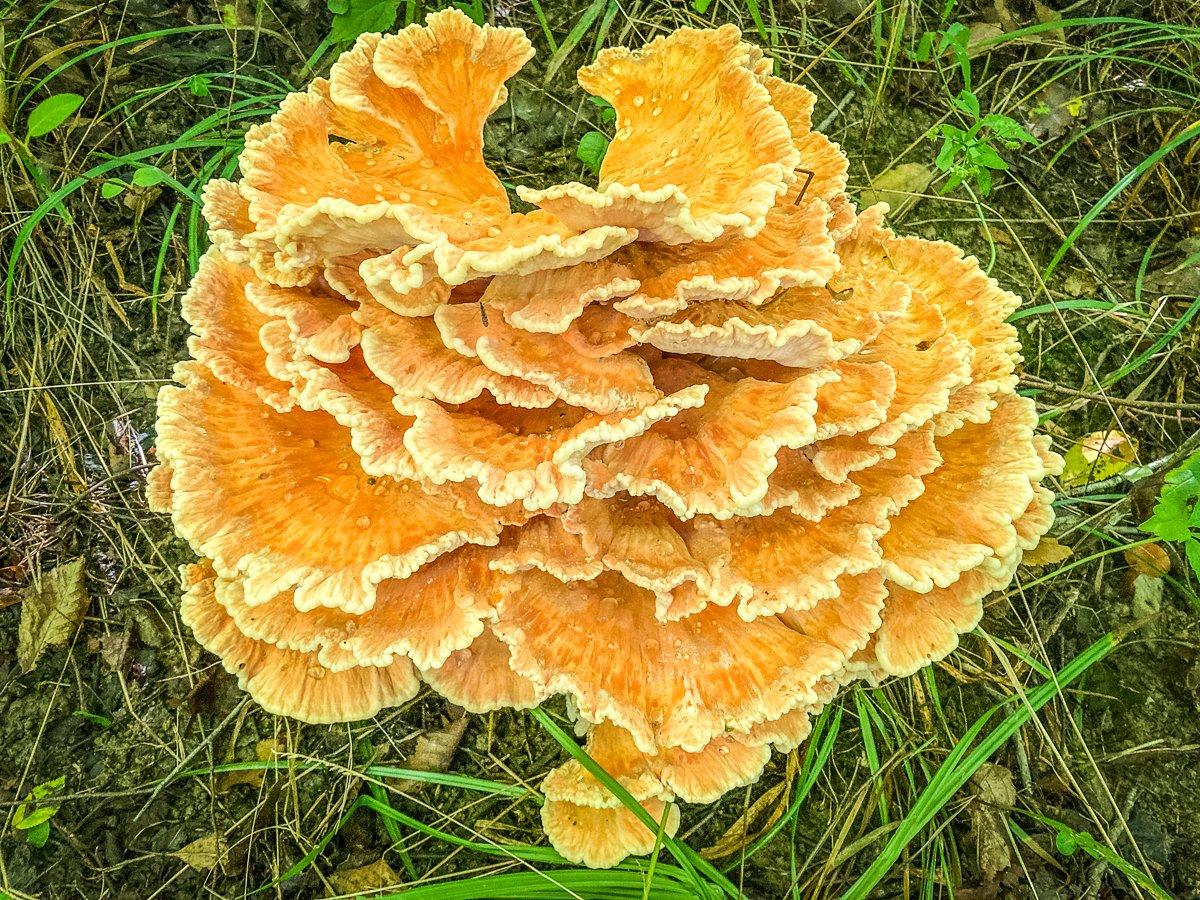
[153,10,1060,870]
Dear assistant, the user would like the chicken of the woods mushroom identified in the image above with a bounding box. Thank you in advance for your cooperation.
[150,10,1061,868]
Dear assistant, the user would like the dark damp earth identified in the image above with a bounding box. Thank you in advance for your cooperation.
[2,1,1199,897]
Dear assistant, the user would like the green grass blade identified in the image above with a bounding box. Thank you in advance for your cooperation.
[841,631,1122,899]
[530,707,739,899]
[1043,119,1200,280]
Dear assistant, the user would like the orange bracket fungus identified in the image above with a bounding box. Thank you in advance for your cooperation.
[151,11,1062,868]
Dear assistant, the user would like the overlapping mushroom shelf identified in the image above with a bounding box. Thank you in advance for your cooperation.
[150,10,1061,868]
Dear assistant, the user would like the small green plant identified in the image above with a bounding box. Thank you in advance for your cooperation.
[576,97,614,175]
[1,92,84,201]
[914,24,1036,196]
[101,164,170,200]
[1141,449,1200,578]
[12,776,66,848]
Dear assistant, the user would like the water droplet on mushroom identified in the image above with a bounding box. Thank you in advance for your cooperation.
[337,461,349,471]
[633,95,645,107]
[399,192,412,202]
[307,664,326,680]
[428,197,439,207]
[356,515,372,529]
[652,107,662,117]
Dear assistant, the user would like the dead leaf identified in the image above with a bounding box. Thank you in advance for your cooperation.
[1023,536,1073,568]
[329,858,401,893]
[19,557,90,672]
[1033,1,1065,43]
[94,630,131,671]
[1145,260,1200,300]
[969,764,1016,881]
[217,738,280,793]
[1131,573,1163,619]
[42,396,88,494]
[973,764,1016,808]
[173,833,226,871]
[700,778,788,859]
[1025,83,1085,140]
[860,163,934,217]
[393,715,468,793]
[966,22,1005,57]
[1125,543,1171,578]
[1060,430,1138,489]
[1062,270,1098,298]
[983,223,1015,247]
[185,666,224,717]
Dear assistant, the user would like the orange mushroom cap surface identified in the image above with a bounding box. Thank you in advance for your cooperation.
[153,9,1060,868]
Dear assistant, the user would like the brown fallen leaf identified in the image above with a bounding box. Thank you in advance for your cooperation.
[969,763,1016,882]
[700,778,788,859]
[18,557,90,672]
[329,857,401,893]
[1125,543,1171,578]
[393,715,468,793]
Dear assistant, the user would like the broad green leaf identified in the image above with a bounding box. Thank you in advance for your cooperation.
[26,93,84,138]
[1142,449,1200,546]
[328,0,401,44]
[971,142,1009,170]
[953,89,980,117]
[132,166,168,187]
[14,805,58,830]
[26,821,51,848]
[453,0,485,25]
[187,74,212,98]
[576,130,609,175]
[975,165,993,195]
[101,180,125,199]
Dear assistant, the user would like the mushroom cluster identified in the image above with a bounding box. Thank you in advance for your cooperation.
[150,10,1061,867]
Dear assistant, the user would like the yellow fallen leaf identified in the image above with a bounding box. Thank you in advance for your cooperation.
[18,557,90,672]
[1023,536,1073,567]
[1059,430,1138,489]
[859,163,934,218]
[173,833,225,871]
[42,395,87,494]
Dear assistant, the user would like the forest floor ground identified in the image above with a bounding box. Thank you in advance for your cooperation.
[2,0,1200,897]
